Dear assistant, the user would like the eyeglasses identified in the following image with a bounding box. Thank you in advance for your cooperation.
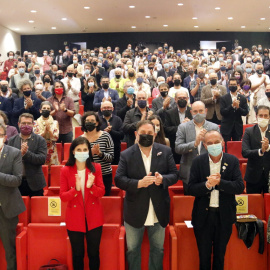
[20,122,33,126]
[0,134,6,138]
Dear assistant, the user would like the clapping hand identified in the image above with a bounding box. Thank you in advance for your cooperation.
[206,173,221,188]
[21,142,28,156]
[261,137,269,153]
[91,144,100,156]
[138,172,156,188]
[86,173,95,188]
[154,172,163,186]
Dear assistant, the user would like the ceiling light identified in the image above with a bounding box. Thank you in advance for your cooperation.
[28,20,34,23]
[97,18,103,21]
[51,27,56,29]
[163,24,168,27]
[192,17,197,20]
[215,7,221,10]
[129,5,135,8]
[14,28,20,31]
[194,26,199,28]
[260,18,266,20]
[30,10,37,13]
[84,6,90,9]
[178,3,184,6]
[131,26,136,28]
[241,26,246,28]
[145,16,151,18]
[228,17,233,20]
[62,18,67,21]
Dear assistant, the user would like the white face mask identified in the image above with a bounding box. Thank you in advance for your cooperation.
[257,117,269,128]
[155,125,160,133]
[35,84,43,90]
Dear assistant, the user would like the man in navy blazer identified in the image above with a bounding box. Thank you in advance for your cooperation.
[115,120,178,270]
[189,130,244,270]
[93,76,119,111]
[0,95,12,118]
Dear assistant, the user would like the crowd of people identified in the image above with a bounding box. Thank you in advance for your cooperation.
[0,43,270,270]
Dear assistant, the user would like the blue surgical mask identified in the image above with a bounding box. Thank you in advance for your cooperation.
[74,152,89,162]
[219,57,224,61]
[207,143,222,157]
[227,59,232,63]
[137,77,144,84]
[127,87,135,95]
[220,66,226,71]
[164,63,169,69]
[246,68,252,74]
[169,62,173,67]
[187,57,193,61]
[73,60,78,64]
[88,82,94,87]
[97,62,102,67]
[193,113,206,123]
[84,69,90,75]
[19,68,25,74]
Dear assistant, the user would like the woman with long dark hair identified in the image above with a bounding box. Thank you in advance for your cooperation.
[148,115,170,146]
[60,137,105,270]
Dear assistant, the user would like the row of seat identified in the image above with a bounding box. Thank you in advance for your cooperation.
[0,194,268,270]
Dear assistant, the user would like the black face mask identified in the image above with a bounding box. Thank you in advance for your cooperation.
[84,122,96,132]
[229,85,238,92]
[160,91,168,98]
[1,86,8,93]
[210,79,217,85]
[102,110,112,117]
[174,79,181,86]
[115,74,121,79]
[128,72,134,77]
[67,72,73,77]
[102,83,109,89]
[139,69,144,73]
[44,78,50,83]
[139,134,153,147]
[92,61,97,66]
[41,110,50,118]
[152,59,156,63]
[266,92,270,98]
[178,99,187,108]
[55,75,63,80]
[23,90,31,97]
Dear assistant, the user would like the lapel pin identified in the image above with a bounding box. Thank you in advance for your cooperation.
[157,152,162,156]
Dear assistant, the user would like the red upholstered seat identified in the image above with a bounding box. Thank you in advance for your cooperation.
[62,143,71,165]
[42,165,49,196]
[75,126,83,138]
[47,165,64,196]
[18,196,31,227]
[226,141,247,164]
[79,105,84,116]
[121,142,127,152]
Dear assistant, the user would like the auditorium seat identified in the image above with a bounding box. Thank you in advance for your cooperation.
[148,97,153,107]
[62,143,71,165]
[100,196,123,225]
[243,124,254,136]
[74,126,83,138]
[112,165,118,185]
[42,165,49,196]
[30,196,67,223]
[79,91,82,105]
[170,194,268,270]
[264,193,270,221]
[18,196,31,227]
[241,163,247,179]
[48,165,64,196]
[16,224,68,270]
[226,141,247,164]
[79,105,84,116]
[121,142,127,152]
[56,143,63,164]
[66,224,125,270]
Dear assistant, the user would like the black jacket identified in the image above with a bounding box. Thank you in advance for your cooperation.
[115,143,178,228]
[188,153,244,229]
[242,124,270,184]
[115,94,136,121]
[220,93,249,137]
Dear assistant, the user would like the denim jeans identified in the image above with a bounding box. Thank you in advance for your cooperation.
[124,221,165,270]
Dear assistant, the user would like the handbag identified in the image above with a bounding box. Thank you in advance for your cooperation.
[39,259,68,270]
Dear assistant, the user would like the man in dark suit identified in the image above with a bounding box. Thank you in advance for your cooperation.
[164,89,192,163]
[157,59,176,87]
[8,113,47,196]
[220,77,249,142]
[0,123,25,270]
[115,120,178,270]
[189,130,244,270]
[93,76,119,111]
[183,65,198,91]
[242,105,270,194]
[90,57,105,88]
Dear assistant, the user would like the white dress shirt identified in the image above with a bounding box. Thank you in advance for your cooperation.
[209,154,222,207]
[61,77,81,101]
[139,147,158,226]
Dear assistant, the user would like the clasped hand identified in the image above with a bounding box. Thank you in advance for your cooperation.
[206,173,221,188]
[138,172,163,188]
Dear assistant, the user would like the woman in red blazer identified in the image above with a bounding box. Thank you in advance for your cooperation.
[60,136,105,270]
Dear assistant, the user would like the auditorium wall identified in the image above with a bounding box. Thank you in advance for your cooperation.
[21,31,270,54]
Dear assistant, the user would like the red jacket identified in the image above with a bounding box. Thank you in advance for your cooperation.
[60,163,105,232]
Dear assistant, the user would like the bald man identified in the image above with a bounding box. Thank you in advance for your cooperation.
[100,101,124,164]
[175,101,219,194]
[189,130,244,270]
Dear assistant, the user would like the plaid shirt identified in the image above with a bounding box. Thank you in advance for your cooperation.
[190,80,207,101]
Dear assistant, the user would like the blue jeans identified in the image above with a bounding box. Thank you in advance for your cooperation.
[124,221,165,270]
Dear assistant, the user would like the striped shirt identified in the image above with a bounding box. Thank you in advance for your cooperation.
[90,131,114,175]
